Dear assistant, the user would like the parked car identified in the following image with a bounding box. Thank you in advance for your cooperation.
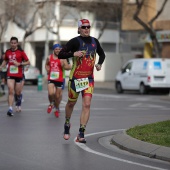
[115,58,170,94]
[24,65,40,85]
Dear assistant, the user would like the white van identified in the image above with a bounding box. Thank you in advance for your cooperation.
[115,58,170,94]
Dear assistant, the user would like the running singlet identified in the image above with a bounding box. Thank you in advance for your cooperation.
[48,54,63,82]
[5,49,29,78]
[69,37,97,80]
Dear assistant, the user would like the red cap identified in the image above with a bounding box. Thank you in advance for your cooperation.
[78,19,90,27]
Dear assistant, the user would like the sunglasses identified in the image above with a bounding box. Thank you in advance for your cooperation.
[81,25,91,29]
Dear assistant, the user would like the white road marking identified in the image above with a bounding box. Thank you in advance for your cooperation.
[74,129,168,170]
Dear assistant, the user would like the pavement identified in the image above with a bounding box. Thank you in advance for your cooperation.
[0,81,170,163]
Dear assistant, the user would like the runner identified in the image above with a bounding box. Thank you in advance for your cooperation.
[58,19,106,143]
[0,52,7,95]
[0,37,30,116]
[45,44,71,117]
[14,65,29,112]
[14,45,29,112]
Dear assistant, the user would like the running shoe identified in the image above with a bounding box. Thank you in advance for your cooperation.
[54,110,59,117]
[7,109,14,117]
[76,132,86,143]
[63,123,71,140]
[47,104,53,113]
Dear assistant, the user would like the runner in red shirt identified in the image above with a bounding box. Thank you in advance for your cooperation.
[45,44,71,117]
[0,37,30,116]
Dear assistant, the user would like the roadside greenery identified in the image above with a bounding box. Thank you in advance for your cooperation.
[126,120,170,147]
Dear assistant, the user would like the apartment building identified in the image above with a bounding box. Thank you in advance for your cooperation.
[122,0,170,59]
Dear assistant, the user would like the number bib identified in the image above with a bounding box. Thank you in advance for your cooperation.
[2,67,7,72]
[10,65,18,74]
[74,78,89,92]
[50,71,59,80]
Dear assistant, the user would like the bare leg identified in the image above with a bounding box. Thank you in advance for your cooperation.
[54,87,62,109]
[47,83,55,104]
[7,79,15,107]
[80,96,92,126]
[65,100,77,118]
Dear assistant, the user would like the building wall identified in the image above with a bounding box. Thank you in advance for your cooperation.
[121,0,156,31]
[122,0,170,31]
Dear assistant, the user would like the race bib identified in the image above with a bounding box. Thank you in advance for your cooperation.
[74,78,89,92]
[50,71,59,80]
[10,65,18,74]
[2,67,7,72]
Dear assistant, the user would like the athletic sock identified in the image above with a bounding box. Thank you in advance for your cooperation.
[65,117,70,124]
[9,106,13,110]
[79,124,86,133]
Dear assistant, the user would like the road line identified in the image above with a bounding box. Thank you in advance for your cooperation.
[74,129,168,170]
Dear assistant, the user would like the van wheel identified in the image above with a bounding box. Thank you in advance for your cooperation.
[116,82,123,93]
[139,83,147,94]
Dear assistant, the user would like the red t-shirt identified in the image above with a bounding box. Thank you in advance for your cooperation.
[48,54,63,82]
[5,49,29,78]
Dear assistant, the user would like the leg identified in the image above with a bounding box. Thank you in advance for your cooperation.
[53,87,62,117]
[15,81,22,112]
[63,80,79,140]
[80,96,92,126]
[47,83,55,113]
[7,79,15,116]
[48,83,55,104]
[1,78,5,94]
[76,80,94,143]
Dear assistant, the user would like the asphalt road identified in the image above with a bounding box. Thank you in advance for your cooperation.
[0,85,170,170]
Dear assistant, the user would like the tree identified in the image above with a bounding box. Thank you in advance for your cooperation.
[4,0,46,49]
[61,0,122,40]
[128,0,168,58]
[0,14,8,53]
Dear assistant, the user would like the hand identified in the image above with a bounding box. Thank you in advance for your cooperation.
[74,51,83,58]
[13,60,20,66]
[95,64,102,71]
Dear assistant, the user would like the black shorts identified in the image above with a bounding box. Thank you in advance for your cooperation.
[48,80,63,88]
[22,74,25,81]
[7,76,22,83]
[0,72,7,80]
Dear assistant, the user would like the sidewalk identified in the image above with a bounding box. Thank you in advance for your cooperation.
[111,130,170,162]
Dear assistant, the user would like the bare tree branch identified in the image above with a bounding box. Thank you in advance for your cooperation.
[148,0,168,26]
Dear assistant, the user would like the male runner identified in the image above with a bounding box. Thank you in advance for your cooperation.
[0,37,30,116]
[58,19,106,143]
[45,44,71,117]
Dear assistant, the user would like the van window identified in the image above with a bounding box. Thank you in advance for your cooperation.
[122,62,132,73]
[153,61,161,70]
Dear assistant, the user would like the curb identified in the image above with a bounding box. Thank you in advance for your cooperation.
[111,130,170,162]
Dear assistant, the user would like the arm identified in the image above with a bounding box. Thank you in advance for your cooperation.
[45,56,50,74]
[95,38,106,65]
[13,60,30,67]
[0,60,7,71]
[62,59,72,70]
[58,37,80,59]
[94,38,106,71]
